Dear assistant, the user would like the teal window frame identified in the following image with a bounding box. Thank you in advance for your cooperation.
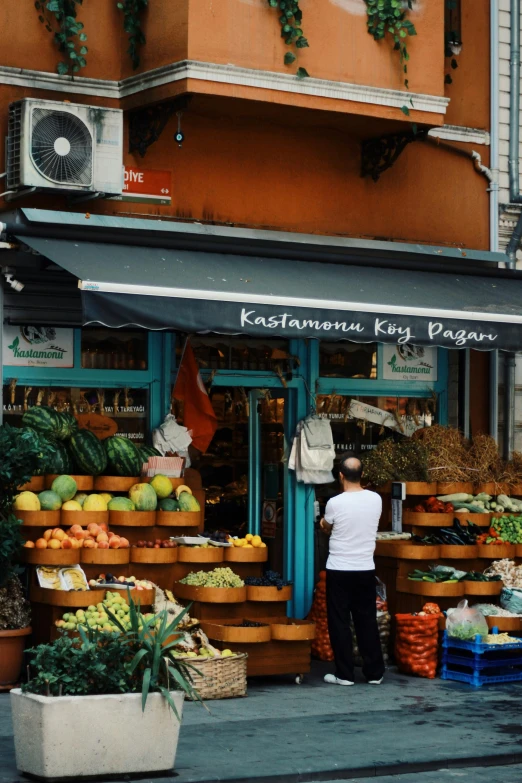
[2,330,172,431]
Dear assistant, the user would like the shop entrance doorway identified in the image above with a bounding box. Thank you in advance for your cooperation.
[198,386,287,575]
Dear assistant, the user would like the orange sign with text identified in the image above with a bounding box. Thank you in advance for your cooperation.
[75,413,118,440]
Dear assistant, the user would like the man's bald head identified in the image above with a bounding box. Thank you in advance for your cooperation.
[339,452,363,484]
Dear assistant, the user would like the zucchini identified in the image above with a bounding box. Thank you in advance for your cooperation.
[452,502,487,513]
[473,493,492,502]
[436,493,472,503]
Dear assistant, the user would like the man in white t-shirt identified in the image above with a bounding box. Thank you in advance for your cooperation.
[320,453,385,686]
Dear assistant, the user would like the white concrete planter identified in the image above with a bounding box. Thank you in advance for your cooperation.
[10,689,184,779]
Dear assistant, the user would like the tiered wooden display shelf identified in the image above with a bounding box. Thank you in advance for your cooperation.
[173,543,315,678]
[375,481,522,633]
[25,468,315,677]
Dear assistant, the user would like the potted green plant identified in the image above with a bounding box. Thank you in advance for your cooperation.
[10,594,200,778]
[0,424,55,688]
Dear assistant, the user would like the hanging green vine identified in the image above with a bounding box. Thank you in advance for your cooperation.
[35,0,88,75]
[117,0,148,70]
[365,0,416,115]
[267,0,309,79]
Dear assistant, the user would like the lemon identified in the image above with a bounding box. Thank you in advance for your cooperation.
[245,534,253,542]
[14,491,41,511]
[252,535,262,548]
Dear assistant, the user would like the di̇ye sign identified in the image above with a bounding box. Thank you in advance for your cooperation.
[108,167,171,205]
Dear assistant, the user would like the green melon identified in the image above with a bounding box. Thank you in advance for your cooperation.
[128,483,158,511]
[159,497,180,512]
[51,475,77,502]
[73,492,88,507]
[178,492,200,512]
[105,436,142,477]
[108,497,135,512]
[38,490,62,511]
[69,430,107,476]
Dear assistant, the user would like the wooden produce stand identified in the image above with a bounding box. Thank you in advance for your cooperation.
[375,481,521,634]
[173,546,315,680]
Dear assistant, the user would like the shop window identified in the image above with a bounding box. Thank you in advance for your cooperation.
[316,394,435,457]
[319,342,377,379]
[81,329,148,370]
[2,384,149,445]
[187,336,290,373]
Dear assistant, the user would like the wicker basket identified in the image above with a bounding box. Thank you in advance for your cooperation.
[185,653,248,700]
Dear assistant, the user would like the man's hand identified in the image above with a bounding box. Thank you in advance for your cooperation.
[320,518,333,536]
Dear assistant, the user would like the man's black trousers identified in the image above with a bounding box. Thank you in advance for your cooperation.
[326,568,385,682]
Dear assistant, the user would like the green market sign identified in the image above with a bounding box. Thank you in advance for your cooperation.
[3,326,74,368]
[382,345,437,382]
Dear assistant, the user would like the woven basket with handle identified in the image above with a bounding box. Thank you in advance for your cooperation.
[186,653,248,700]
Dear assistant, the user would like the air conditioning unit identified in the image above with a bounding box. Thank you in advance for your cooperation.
[6,98,123,197]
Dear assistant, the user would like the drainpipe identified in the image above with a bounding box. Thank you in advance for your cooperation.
[490,0,500,441]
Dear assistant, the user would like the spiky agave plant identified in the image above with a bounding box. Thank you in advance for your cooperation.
[103,590,203,715]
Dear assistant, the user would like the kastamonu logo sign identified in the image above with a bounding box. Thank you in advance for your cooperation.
[383,345,437,382]
[3,326,74,368]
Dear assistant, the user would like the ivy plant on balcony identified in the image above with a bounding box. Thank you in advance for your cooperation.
[365,0,416,115]
[117,0,149,70]
[35,0,88,76]
[268,0,309,79]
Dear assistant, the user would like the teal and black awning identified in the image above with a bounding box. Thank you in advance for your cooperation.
[16,235,522,351]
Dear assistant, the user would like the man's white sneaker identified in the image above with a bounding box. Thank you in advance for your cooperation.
[324,673,354,686]
[368,678,383,684]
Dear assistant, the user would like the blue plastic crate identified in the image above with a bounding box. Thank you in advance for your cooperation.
[441,663,522,687]
[442,650,522,670]
[443,629,522,654]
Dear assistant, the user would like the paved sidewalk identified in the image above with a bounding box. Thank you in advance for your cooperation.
[2,662,522,782]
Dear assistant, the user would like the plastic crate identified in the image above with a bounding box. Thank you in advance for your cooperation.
[442,650,522,670]
[441,662,522,687]
[442,628,522,654]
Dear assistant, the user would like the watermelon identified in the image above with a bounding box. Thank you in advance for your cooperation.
[159,497,180,512]
[129,483,158,511]
[22,406,60,437]
[178,492,200,512]
[69,430,108,476]
[54,411,78,441]
[140,445,161,461]
[105,436,142,477]
[38,490,62,511]
[47,441,74,475]
[108,497,135,512]
[51,475,77,501]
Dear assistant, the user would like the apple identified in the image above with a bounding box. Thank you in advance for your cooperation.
[96,532,109,544]
[48,539,61,550]
[83,539,95,549]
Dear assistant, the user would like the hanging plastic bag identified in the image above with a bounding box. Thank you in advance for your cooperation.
[446,599,488,640]
[500,587,522,615]
[376,577,387,611]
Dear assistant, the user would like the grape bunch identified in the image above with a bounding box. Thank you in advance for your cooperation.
[231,619,267,628]
[180,567,244,588]
[244,571,293,591]
[203,530,229,544]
